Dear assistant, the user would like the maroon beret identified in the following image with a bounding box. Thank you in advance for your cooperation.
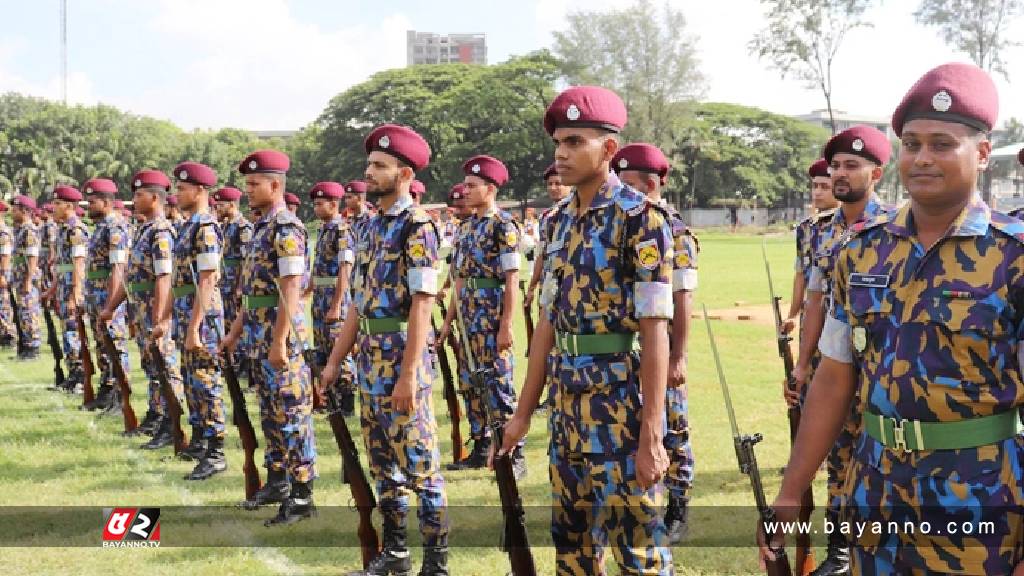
[11,195,36,210]
[1018,148,1024,166]
[113,199,125,210]
[43,203,55,213]
[364,124,431,171]
[344,180,368,195]
[166,195,178,207]
[808,159,831,179]
[131,169,171,193]
[463,155,509,187]
[823,125,891,166]
[75,206,85,217]
[543,163,558,181]
[410,180,426,196]
[0,201,9,213]
[544,86,628,136]
[54,185,82,202]
[284,192,301,206]
[239,149,290,175]
[892,63,998,138]
[122,209,132,219]
[449,183,466,201]
[214,187,242,202]
[310,182,344,200]
[174,162,217,187]
[612,143,670,185]
[83,178,118,196]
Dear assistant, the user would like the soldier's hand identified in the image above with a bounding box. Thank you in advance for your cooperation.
[438,320,452,345]
[791,362,809,392]
[436,288,448,304]
[759,495,798,571]
[668,355,687,389]
[268,342,287,371]
[781,315,798,335]
[185,329,201,352]
[390,373,416,413]
[635,435,669,490]
[523,289,535,310]
[98,308,114,323]
[497,414,530,459]
[497,325,513,352]
[325,306,341,324]
[1012,559,1024,576]
[321,363,339,392]
[151,321,167,342]
[0,276,7,289]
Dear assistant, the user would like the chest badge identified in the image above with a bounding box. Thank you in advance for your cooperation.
[853,326,867,353]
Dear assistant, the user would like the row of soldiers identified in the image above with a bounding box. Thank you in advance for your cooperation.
[1,82,700,575]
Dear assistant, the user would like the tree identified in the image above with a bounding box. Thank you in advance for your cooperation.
[915,0,1023,78]
[750,0,875,134]
[552,0,705,148]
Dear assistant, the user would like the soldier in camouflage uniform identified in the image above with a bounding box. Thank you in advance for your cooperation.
[213,187,253,375]
[440,155,526,477]
[344,180,373,240]
[323,124,450,576]
[768,62,1024,576]
[82,178,132,417]
[46,185,89,394]
[613,143,699,545]
[170,161,228,480]
[0,202,15,348]
[500,86,674,576]
[222,150,317,525]
[39,204,59,306]
[10,196,42,360]
[305,181,356,415]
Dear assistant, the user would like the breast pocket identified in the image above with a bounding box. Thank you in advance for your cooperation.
[848,286,893,356]
[923,299,1006,385]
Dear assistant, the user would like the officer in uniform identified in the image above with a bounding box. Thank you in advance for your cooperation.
[285,192,301,215]
[439,155,526,477]
[523,163,572,311]
[305,181,356,415]
[81,178,132,416]
[39,204,59,299]
[0,202,15,349]
[767,62,1024,575]
[167,195,184,229]
[213,186,253,374]
[222,150,317,526]
[344,180,373,239]
[171,161,228,480]
[782,159,839,336]
[45,186,89,394]
[322,124,450,576]
[499,86,674,575]
[10,195,42,360]
[612,142,699,545]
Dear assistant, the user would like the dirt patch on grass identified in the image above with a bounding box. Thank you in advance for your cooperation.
[695,303,782,326]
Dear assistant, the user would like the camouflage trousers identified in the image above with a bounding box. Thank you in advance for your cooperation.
[549,444,673,576]
[844,435,1024,575]
[454,341,487,440]
[253,354,316,483]
[465,329,519,443]
[182,346,226,440]
[313,316,354,394]
[87,298,130,388]
[826,402,860,516]
[664,385,693,500]
[0,281,15,340]
[56,295,83,374]
[138,330,184,416]
[14,285,42,349]
[360,387,449,548]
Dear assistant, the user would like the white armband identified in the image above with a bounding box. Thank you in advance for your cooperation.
[154,259,172,276]
[634,281,673,319]
[109,249,127,264]
[196,252,220,271]
[819,315,853,364]
[341,249,355,264]
[672,268,698,292]
[500,252,521,272]
[409,266,438,295]
[71,245,86,258]
[24,246,40,257]
[278,256,304,277]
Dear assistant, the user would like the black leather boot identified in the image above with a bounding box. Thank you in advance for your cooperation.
[415,546,449,576]
[265,480,317,527]
[664,495,690,544]
[185,436,227,480]
[445,435,490,471]
[809,522,850,576]
[240,468,291,510]
[136,410,161,436]
[345,514,412,576]
[140,417,173,450]
[178,426,206,461]
[83,383,113,411]
[101,385,122,416]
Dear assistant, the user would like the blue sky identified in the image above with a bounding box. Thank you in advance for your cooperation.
[1,0,1022,132]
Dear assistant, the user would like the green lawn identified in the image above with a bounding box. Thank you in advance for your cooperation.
[0,230,831,575]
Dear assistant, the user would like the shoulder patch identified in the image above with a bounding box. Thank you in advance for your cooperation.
[276,209,301,227]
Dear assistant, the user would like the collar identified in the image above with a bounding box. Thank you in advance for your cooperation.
[885,194,989,239]
[566,171,621,217]
[259,202,288,225]
[384,194,413,217]
[832,194,887,230]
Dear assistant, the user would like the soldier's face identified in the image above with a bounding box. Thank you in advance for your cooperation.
[462,175,493,208]
[365,152,402,197]
[344,194,361,211]
[551,127,618,187]
[86,196,107,218]
[175,182,203,211]
[133,189,153,215]
[545,175,571,201]
[313,198,336,220]
[810,177,837,209]
[830,153,878,203]
[244,174,277,210]
[11,206,26,224]
[899,119,990,206]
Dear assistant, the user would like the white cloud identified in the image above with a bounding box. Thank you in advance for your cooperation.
[0,39,98,106]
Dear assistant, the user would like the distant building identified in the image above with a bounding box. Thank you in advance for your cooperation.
[250,130,298,140]
[407,31,486,66]
[794,109,894,138]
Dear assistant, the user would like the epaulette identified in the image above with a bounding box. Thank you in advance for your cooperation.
[849,210,891,237]
[496,209,515,224]
[814,207,838,224]
[613,183,648,217]
[275,209,302,227]
[989,210,1024,243]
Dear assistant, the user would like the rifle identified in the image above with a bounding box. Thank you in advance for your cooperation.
[42,301,66,388]
[7,282,26,352]
[433,298,467,465]
[704,305,791,576]
[149,339,188,454]
[763,242,815,576]
[454,280,536,576]
[75,307,96,406]
[326,389,381,568]
[520,280,534,357]
[222,347,262,500]
[98,320,138,433]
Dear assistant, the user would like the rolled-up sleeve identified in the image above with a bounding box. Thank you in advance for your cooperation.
[818,249,853,364]
[406,221,439,296]
[631,208,674,319]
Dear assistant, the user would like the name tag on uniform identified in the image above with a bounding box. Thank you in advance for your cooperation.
[849,273,889,288]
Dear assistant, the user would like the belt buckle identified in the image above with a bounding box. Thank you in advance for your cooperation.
[358,318,369,333]
[890,417,909,452]
[569,334,579,355]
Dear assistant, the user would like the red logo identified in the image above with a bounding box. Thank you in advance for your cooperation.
[102,508,161,544]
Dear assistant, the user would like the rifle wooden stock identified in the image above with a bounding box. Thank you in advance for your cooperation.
[222,353,261,500]
[8,285,26,351]
[42,304,66,387]
[431,312,466,464]
[492,424,536,576]
[98,323,138,432]
[520,280,534,357]
[326,393,381,568]
[149,340,188,455]
[75,308,95,406]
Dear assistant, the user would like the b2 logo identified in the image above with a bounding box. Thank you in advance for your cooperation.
[102,508,161,542]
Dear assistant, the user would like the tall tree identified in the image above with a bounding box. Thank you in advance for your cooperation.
[750,0,875,134]
[552,0,705,148]
[915,0,1023,78]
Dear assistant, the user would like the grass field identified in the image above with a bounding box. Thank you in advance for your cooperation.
[0,230,831,575]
